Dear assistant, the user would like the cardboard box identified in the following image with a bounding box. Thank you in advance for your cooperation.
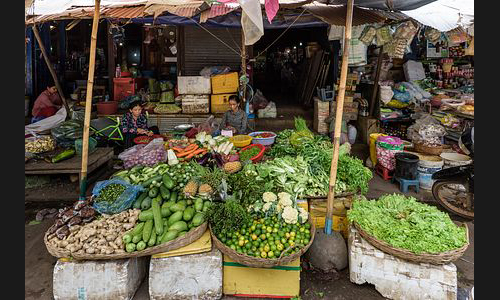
[314,98,331,134]
[223,255,300,298]
[178,76,211,94]
[211,72,239,94]
[211,93,236,114]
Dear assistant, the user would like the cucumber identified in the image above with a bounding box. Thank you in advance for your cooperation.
[186,199,193,206]
[152,198,164,236]
[149,187,159,198]
[122,233,132,244]
[162,201,175,210]
[183,207,195,222]
[161,230,179,243]
[143,219,154,242]
[133,191,149,209]
[169,203,186,213]
[142,175,163,188]
[170,191,178,202]
[136,241,147,251]
[126,243,136,253]
[177,231,187,237]
[141,197,152,210]
[138,209,154,221]
[162,174,175,189]
[192,212,205,227]
[148,231,157,247]
[177,200,187,207]
[169,221,188,232]
[194,198,204,212]
[52,148,76,163]
[129,222,145,236]
[132,234,142,244]
[168,211,183,226]
[202,201,212,212]
[159,185,171,200]
[161,206,172,218]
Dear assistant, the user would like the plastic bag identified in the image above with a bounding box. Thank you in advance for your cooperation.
[392,89,411,103]
[118,138,167,168]
[393,21,419,45]
[407,114,446,146]
[376,26,392,46]
[92,178,144,215]
[359,26,377,45]
[51,119,84,148]
[25,107,67,135]
[200,66,231,78]
[252,89,269,110]
[25,134,56,154]
[379,86,394,104]
[425,27,441,44]
[403,60,426,82]
[257,101,277,118]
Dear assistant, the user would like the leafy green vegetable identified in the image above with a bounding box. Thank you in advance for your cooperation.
[336,155,373,194]
[347,194,468,254]
[205,196,251,236]
[239,146,261,162]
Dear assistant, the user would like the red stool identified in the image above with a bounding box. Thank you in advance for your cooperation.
[376,163,394,181]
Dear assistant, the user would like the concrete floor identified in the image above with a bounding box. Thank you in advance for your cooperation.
[25,167,474,300]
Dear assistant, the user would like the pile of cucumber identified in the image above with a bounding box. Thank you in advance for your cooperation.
[123,173,212,252]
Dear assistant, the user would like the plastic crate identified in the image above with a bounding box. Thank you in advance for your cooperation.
[75,137,97,156]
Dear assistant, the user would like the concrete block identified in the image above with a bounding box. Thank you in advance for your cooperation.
[348,227,457,300]
[53,257,147,300]
[149,247,222,300]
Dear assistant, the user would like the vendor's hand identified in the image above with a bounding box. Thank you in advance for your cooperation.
[137,128,146,135]
[147,131,154,137]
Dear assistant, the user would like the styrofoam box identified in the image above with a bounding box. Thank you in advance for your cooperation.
[53,257,148,300]
[149,248,223,300]
[349,227,457,300]
[178,76,211,95]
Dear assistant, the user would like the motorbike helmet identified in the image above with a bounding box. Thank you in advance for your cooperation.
[458,127,474,156]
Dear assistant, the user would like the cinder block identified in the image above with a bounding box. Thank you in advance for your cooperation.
[149,247,222,300]
[348,227,457,300]
[53,257,147,300]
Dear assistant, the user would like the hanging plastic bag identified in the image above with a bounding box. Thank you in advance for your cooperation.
[379,85,394,104]
[359,26,377,45]
[394,21,419,45]
[392,89,412,103]
[25,107,67,135]
[92,178,144,215]
[424,27,441,44]
[239,0,264,45]
[376,26,392,46]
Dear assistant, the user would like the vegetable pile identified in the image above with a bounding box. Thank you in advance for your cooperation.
[347,194,468,254]
[239,146,261,162]
[94,184,126,204]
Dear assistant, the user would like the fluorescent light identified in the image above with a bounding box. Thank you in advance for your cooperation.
[145,23,152,26]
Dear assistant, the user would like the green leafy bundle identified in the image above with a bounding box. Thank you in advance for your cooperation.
[227,171,274,209]
[205,196,251,236]
[347,194,468,254]
[336,154,373,194]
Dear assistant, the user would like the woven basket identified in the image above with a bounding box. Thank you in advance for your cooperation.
[414,142,444,156]
[210,220,315,268]
[353,222,469,265]
[44,222,207,260]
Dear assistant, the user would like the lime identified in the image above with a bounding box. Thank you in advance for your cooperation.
[265,232,271,238]
[270,245,277,251]
[305,223,311,229]
[268,235,274,241]
[299,227,305,233]
[285,232,291,238]
[241,228,246,235]
[268,251,275,258]
[260,234,267,240]
[238,240,244,247]
[251,246,257,252]
[251,234,258,241]
[245,243,252,249]
[272,228,278,233]
[250,225,256,231]
[255,229,261,236]
[247,251,254,257]
[221,237,227,243]
[290,231,296,237]
[260,251,267,258]
[230,245,236,250]
[281,238,287,244]
[263,245,270,252]
[276,243,284,251]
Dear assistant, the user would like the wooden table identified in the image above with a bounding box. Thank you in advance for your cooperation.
[25,148,114,180]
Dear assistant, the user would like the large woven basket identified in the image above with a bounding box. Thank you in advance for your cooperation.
[210,220,316,268]
[414,142,444,156]
[353,222,469,265]
[44,222,207,260]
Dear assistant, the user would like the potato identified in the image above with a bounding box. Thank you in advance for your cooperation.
[85,248,96,254]
[105,234,117,242]
[105,249,114,255]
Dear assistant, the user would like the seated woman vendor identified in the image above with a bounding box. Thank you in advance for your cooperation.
[220,95,248,135]
[120,101,159,148]
[31,80,62,123]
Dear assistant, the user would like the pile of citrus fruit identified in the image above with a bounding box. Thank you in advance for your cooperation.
[215,216,312,259]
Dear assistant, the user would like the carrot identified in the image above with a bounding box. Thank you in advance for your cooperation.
[183,144,198,152]
[185,148,206,159]
[171,147,184,152]
[177,148,197,158]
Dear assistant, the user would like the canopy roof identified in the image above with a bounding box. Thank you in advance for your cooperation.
[402,0,473,32]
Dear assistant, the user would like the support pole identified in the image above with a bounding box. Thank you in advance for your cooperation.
[325,0,354,235]
[32,25,71,118]
[241,29,247,103]
[370,46,384,117]
[79,0,101,200]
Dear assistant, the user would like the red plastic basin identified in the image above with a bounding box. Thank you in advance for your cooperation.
[96,101,118,115]
[239,144,265,163]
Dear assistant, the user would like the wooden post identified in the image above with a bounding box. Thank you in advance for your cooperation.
[325,0,354,235]
[107,20,115,101]
[370,46,384,117]
[241,29,247,103]
[79,0,101,200]
[32,25,71,118]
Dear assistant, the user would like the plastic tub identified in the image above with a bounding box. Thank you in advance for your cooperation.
[239,144,265,163]
[248,131,277,146]
[75,137,97,156]
[417,157,444,190]
[96,101,118,115]
[440,152,472,169]
[394,152,419,180]
[229,135,252,148]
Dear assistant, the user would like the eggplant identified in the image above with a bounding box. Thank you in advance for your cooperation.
[197,152,212,166]
[213,153,224,168]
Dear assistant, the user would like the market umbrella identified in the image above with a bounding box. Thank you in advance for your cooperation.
[79,0,101,200]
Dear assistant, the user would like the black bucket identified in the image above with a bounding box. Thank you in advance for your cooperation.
[394,152,419,180]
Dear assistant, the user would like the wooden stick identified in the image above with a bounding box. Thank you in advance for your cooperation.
[325,0,354,235]
[32,25,71,118]
[370,46,384,117]
[79,0,101,200]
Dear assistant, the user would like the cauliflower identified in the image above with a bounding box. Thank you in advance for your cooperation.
[263,192,277,203]
[276,203,283,212]
[278,192,291,202]
[263,202,273,212]
[298,207,309,224]
[282,206,299,224]
[278,196,293,208]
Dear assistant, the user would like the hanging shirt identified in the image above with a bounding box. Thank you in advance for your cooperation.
[221,109,248,134]
[120,112,148,134]
[32,90,62,117]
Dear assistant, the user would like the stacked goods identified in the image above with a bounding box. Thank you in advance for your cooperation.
[211,72,238,113]
[180,95,210,114]
[178,76,211,114]
[313,98,330,134]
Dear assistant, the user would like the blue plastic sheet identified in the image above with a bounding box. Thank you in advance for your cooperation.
[92,179,144,215]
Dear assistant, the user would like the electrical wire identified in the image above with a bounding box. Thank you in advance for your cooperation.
[188,17,243,57]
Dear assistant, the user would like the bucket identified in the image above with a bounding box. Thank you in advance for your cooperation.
[394,153,419,180]
[369,133,386,166]
[440,152,472,169]
[417,157,444,190]
[96,101,118,115]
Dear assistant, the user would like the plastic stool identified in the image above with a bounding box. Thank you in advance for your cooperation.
[393,177,420,193]
[375,163,394,181]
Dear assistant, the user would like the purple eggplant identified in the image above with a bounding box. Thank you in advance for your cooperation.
[213,153,224,168]
[197,152,212,166]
